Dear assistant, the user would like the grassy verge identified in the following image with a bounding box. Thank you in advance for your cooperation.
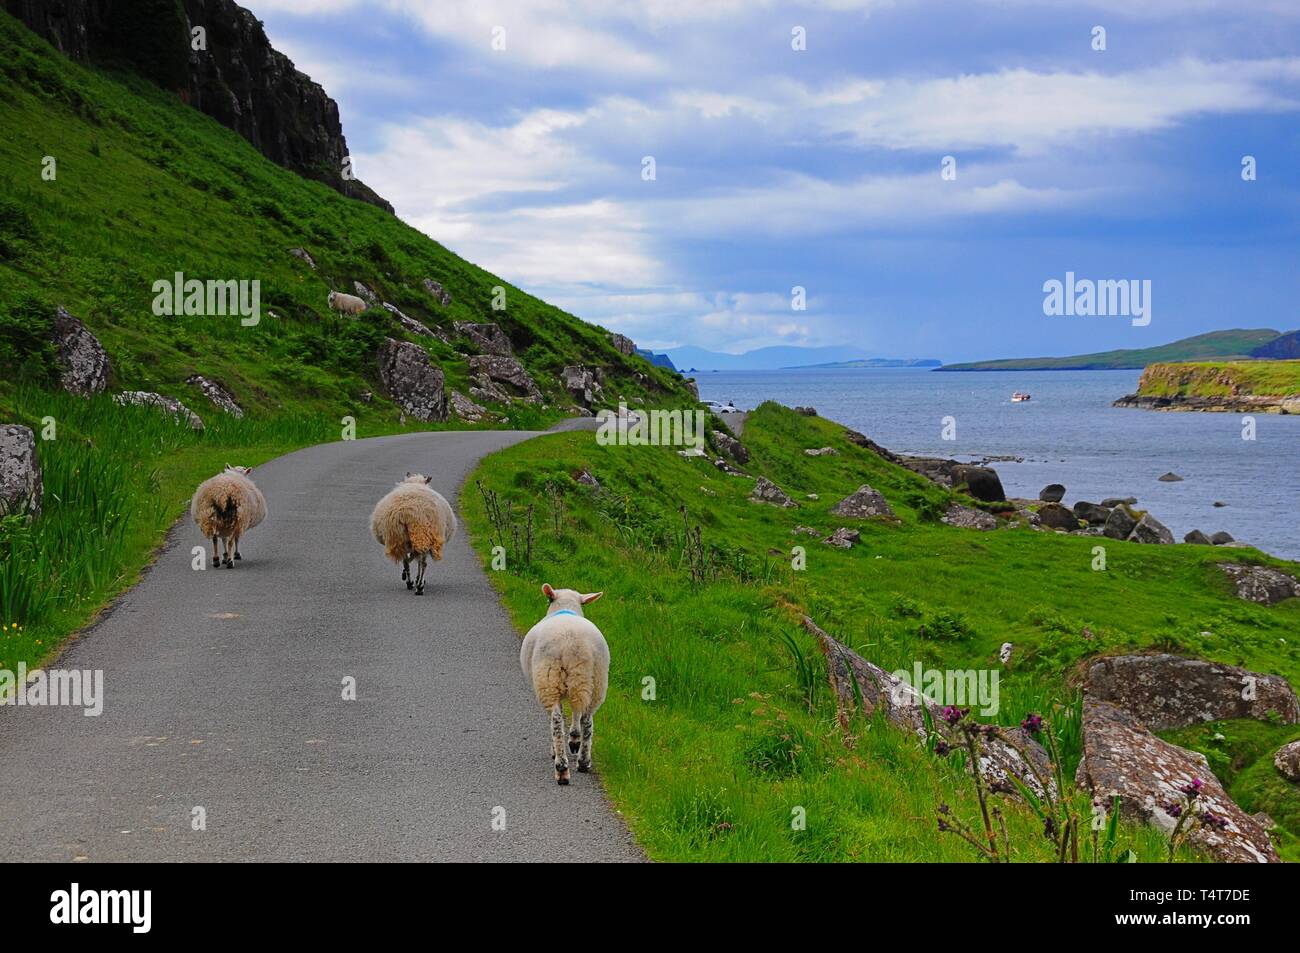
[460,402,1288,860]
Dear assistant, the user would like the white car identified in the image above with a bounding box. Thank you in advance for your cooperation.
[702,399,741,414]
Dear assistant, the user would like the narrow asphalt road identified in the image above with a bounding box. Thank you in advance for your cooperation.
[0,426,643,861]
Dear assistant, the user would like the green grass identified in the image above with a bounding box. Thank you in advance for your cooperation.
[1135,361,1300,399]
[461,402,1288,860]
[940,329,1282,371]
[1160,719,1300,861]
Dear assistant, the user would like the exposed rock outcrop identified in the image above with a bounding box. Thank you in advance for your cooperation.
[560,365,603,407]
[185,374,243,418]
[455,321,513,357]
[51,305,110,395]
[1275,741,1300,783]
[4,0,392,211]
[114,391,204,429]
[609,333,636,356]
[822,527,860,549]
[1218,564,1300,605]
[940,502,997,530]
[804,446,838,456]
[422,278,453,307]
[1036,502,1078,531]
[468,355,542,404]
[377,338,447,422]
[449,390,489,423]
[1083,654,1300,731]
[1129,513,1174,544]
[352,281,378,306]
[951,464,1005,503]
[382,302,437,339]
[288,247,315,269]
[0,424,42,518]
[1075,699,1279,863]
[711,430,749,464]
[829,485,895,520]
[750,476,797,508]
[1102,504,1140,540]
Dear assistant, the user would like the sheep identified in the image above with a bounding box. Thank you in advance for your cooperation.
[519,584,608,785]
[369,472,457,595]
[327,290,367,315]
[190,465,267,569]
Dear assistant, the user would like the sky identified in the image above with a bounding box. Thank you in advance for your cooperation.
[249,0,1300,363]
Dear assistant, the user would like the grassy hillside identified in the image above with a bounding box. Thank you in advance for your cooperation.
[464,402,1299,861]
[0,9,690,664]
[0,10,686,421]
[940,329,1281,371]
[1134,361,1300,398]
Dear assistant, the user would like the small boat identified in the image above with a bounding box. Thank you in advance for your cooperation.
[1011,391,1031,402]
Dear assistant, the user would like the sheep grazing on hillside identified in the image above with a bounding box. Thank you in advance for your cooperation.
[327,290,367,315]
[369,472,457,595]
[520,585,608,785]
[190,465,267,568]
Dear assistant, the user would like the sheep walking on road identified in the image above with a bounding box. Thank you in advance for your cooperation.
[327,290,367,315]
[520,585,608,785]
[370,472,457,595]
[190,465,267,568]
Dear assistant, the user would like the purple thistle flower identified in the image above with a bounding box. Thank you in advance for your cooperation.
[942,705,964,725]
[934,739,950,756]
[1165,803,1183,818]
[1021,713,1043,735]
[1181,778,1203,799]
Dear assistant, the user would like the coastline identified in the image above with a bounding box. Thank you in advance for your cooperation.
[1113,393,1300,413]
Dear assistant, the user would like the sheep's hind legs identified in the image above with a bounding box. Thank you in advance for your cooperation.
[233,536,241,560]
[402,554,413,590]
[222,537,233,568]
[551,703,570,785]
[577,712,594,772]
[414,553,427,596]
[211,536,220,567]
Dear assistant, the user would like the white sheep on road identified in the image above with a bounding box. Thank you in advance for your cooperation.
[190,465,267,568]
[369,472,457,595]
[520,584,608,785]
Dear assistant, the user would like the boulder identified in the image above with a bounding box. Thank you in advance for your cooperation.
[794,406,817,416]
[1072,501,1111,525]
[449,390,489,423]
[1036,502,1078,531]
[1218,564,1300,606]
[1102,504,1140,540]
[51,306,110,396]
[185,375,243,418]
[1213,501,1228,508]
[1128,513,1174,545]
[1275,741,1300,783]
[951,464,1005,503]
[382,303,437,339]
[353,281,379,305]
[711,430,749,464]
[1075,699,1279,863]
[609,333,636,356]
[1158,471,1184,482]
[805,617,1052,796]
[574,468,601,490]
[712,458,747,476]
[829,485,895,520]
[1211,531,1235,545]
[1038,483,1066,503]
[940,502,997,530]
[376,338,447,422]
[455,321,513,357]
[823,527,861,549]
[682,378,699,400]
[114,392,204,429]
[422,278,453,307]
[468,355,542,403]
[1183,529,1212,545]
[288,247,315,269]
[751,476,797,508]
[1084,654,1299,730]
[560,365,603,407]
[0,425,42,518]
[844,430,904,463]
[1101,497,1137,507]
[804,446,838,457]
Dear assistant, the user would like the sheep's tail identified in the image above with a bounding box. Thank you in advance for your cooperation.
[405,520,444,561]
[199,492,238,535]
[533,654,594,713]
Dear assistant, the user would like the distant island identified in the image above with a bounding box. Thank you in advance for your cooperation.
[938,329,1286,371]
[1114,360,1300,413]
[785,358,943,369]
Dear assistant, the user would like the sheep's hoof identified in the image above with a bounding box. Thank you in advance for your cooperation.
[414,588,424,596]
[577,760,591,773]
[568,740,580,754]
[234,553,241,560]
[555,772,570,786]
[224,559,234,568]
[406,580,414,590]
[211,557,219,567]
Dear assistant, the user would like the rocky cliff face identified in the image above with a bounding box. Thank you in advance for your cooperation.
[3,0,393,213]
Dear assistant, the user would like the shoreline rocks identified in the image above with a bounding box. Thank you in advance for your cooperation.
[1115,393,1300,414]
